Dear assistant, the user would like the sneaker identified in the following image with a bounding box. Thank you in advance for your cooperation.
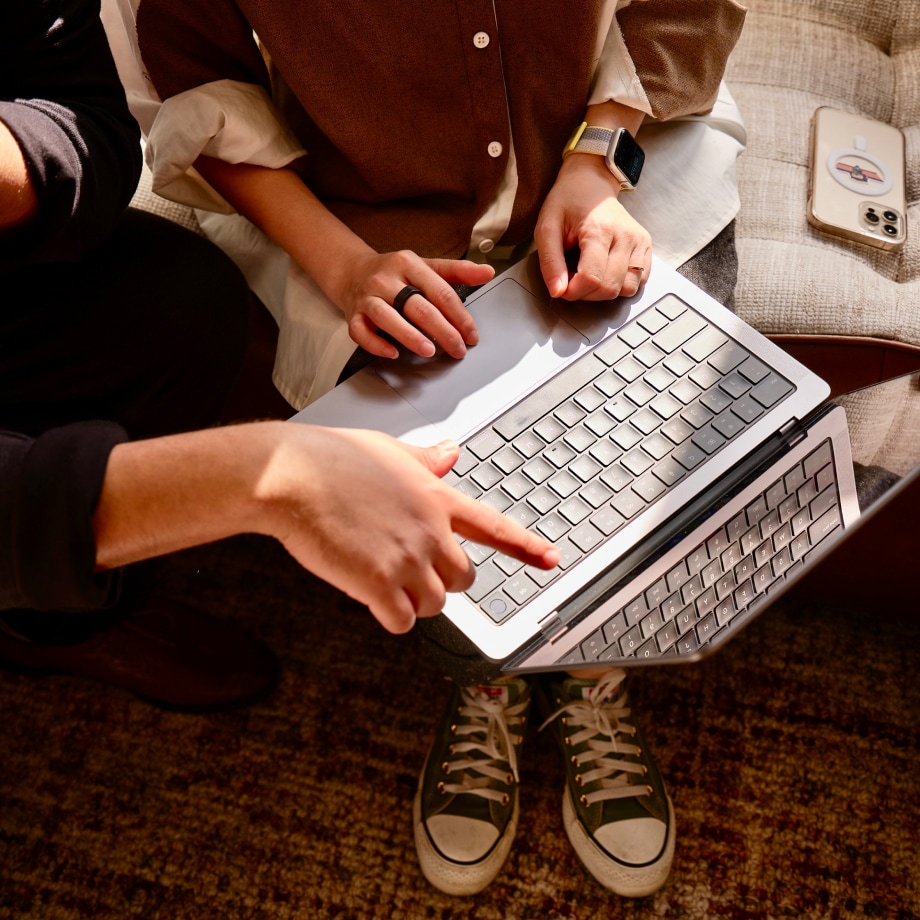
[539,669,675,897]
[413,676,531,895]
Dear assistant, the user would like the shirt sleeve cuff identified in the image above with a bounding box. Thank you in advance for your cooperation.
[146,79,307,212]
[10,422,128,612]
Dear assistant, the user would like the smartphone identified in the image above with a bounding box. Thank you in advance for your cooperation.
[807,106,907,251]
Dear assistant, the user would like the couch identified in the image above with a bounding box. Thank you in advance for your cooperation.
[724,0,920,395]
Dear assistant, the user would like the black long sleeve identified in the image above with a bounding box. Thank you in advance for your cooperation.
[0,0,142,268]
[1,0,141,611]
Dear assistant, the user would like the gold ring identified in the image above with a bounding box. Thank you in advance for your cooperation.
[626,264,645,274]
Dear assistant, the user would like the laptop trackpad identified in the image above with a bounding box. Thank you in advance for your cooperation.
[374,278,589,442]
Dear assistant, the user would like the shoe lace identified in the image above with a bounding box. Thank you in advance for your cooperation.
[439,684,527,805]
[540,669,649,807]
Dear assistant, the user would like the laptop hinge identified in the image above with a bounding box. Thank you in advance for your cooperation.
[537,611,567,642]
[779,417,807,446]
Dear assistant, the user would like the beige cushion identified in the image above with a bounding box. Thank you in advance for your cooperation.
[725,0,919,346]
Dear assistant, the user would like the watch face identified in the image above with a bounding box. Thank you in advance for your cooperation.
[610,129,645,187]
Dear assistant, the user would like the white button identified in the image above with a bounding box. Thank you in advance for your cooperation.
[473,31,490,49]
[487,141,503,158]
[478,239,495,253]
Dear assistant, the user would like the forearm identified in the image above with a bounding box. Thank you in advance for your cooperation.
[92,421,288,571]
[0,119,39,232]
[582,100,644,137]
[194,155,373,305]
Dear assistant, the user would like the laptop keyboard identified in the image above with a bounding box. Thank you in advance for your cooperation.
[446,296,795,624]
[555,437,843,665]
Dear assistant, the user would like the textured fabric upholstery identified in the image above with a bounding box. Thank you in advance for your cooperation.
[725,0,920,346]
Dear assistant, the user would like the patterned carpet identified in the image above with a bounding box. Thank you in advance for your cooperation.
[1,533,918,920]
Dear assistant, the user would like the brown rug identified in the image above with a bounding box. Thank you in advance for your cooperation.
[1,533,918,919]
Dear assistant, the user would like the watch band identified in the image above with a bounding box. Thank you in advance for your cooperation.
[563,123,616,159]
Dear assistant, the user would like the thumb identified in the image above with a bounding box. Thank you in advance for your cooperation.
[407,439,461,478]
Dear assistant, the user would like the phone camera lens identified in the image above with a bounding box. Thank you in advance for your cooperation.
[883,211,899,223]
[865,211,880,224]
[883,224,898,236]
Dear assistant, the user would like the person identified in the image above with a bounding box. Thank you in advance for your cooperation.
[0,0,557,713]
[111,0,748,897]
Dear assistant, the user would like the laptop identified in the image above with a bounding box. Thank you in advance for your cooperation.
[291,251,882,671]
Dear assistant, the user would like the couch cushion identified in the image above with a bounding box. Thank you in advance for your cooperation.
[725,0,919,347]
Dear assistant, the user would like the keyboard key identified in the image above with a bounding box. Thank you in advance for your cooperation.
[527,486,560,514]
[575,387,606,412]
[619,320,650,348]
[492,445,525,474]
[502,471,535,501]
[463,541,495,565]
[632,472,667,502]
[545,442,577,469]
[612,425,643,451]
[600,464,633,492]
[512,430,545,458]
[480,591,513,622]
[493,353,607,440]
[619,625,643,656]
[467,561,505,601]
[751,373,793,408]
[569,521,604,552]
[480,489,512,512]
[524,456,555,484]
[689,363,721,390]
[594,335,630,366]
[534,415,565,443]
[580,629,607,661]
[506,502,539,529]
[634,340,665,368]
[661,416,694,446]
[712,410,746,439]
[570,455,603,482]
[602,611,629,645]
[559,496,592,526]
[614,355,646,383]
[555,400,587,427]
[653,309,706,353]
[580,481,613,508]
[673,442,707,470]
[537,512,571,541]
[468,429,505,459]
[684,325,728,362]
[590,505,626,536]
[709,341,749,374]
[585,411,616,438]
[621,447,654,476]
[504,574,541,605]
[493,552,525,576]
[595,370,627,397]
[548,470,580,498]
[564,426,596,453]
[612,490,646,519]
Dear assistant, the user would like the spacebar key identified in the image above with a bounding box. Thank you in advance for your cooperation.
[493,353,605,440]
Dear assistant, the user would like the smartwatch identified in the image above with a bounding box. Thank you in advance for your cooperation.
[563,122,645,191]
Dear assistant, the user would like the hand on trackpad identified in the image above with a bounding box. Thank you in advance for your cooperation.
[374,278,588,442]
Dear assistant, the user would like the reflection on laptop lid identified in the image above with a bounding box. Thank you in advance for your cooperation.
[292,252,863,670]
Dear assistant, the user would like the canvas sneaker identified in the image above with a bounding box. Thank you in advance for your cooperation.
[413,676,531,895]
[539,669,675,897]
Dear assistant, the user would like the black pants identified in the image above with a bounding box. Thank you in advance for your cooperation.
[1,208,252,642]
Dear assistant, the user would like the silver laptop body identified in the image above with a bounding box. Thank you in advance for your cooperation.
[292,253,859,669]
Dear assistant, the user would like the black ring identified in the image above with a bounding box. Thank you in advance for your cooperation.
[392,285,422,316]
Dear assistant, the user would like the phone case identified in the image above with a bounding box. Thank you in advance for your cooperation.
[807,106,907,251]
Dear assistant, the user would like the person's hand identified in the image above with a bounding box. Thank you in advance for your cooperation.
[261,425,559,635]
[534,152,652,302]
[331,250,495,361]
